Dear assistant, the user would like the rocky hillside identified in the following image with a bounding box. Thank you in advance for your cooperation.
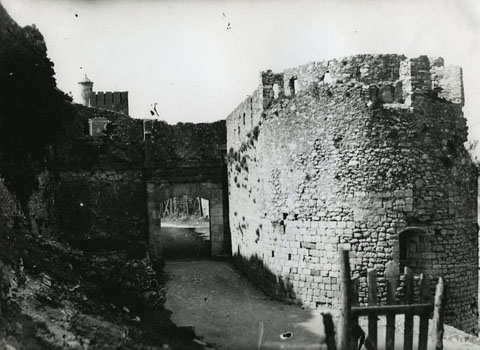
[0,227,207,349]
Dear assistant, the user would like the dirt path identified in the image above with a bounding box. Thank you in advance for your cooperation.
[164,260,325,350]
[159,223,480,350]
[164,261,480,350]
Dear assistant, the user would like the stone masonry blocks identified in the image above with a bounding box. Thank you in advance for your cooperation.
[227,54,478,334]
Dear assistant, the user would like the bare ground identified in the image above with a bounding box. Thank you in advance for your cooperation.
[165,259,480,350]
[165,260,324,350]
[160,223,480,350]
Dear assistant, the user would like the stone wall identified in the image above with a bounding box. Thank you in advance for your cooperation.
[227,54,478,333]
[145,120,226,163]
[59,104,144,168]
[56,170,147,250]
[56,104,146,249]
[227,87,263,150]
[57,105,228,257]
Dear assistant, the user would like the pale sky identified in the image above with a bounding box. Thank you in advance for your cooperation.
[3,0,480,141]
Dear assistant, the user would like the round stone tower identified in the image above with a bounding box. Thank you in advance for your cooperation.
[227,55,478,334]
[77,74,93,106]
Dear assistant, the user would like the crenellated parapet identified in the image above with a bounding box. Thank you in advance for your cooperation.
[76,75,129,116]
[88,91,129,115]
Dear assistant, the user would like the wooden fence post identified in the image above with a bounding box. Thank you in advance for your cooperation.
[385,261,399,350]
[418,274,430,350]
[367,269,378,348]
[351,275,359,327]
[432,277,445,350]
[339,249,352,350]
[342,259,443,350]
[404,267,414,350]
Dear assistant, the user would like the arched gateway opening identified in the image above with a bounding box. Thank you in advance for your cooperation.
[146,182,226,260]
[160,196,211,259]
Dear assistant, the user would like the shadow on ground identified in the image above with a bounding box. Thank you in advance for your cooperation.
[161,223,210,260]
[164,260,326,350]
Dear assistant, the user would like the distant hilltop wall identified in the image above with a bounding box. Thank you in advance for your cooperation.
[76,76,129,115]
[89,91,129,115]
[226,54,478,334]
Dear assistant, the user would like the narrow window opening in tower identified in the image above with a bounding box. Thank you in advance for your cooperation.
[243,113,245,126]
[399,229,423,272]
[103,93,106,105]
[273,83,280,98]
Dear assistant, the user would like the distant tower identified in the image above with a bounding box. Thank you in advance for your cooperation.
[76,74,129,115]
[77,75,93,106]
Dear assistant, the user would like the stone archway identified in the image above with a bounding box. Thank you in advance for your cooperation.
[146,182,225,259]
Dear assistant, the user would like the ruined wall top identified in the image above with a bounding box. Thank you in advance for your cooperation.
[280,54,463,105]
[227,54,464,144]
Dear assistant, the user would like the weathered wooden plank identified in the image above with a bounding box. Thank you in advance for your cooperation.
[385,261,399,350]
[418,274,430,350]
[351,303,432,316]
[351,275,359,328]
[367,269,378,348]
[385,312,396,350]
[339,249,352,350]
[403,267,414,350]
[432,277,445,350]
[322,312,337,350]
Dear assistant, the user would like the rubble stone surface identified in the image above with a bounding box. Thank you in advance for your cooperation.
[226,54,478,333]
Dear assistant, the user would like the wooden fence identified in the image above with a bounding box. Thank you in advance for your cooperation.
[323,249,445,350]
